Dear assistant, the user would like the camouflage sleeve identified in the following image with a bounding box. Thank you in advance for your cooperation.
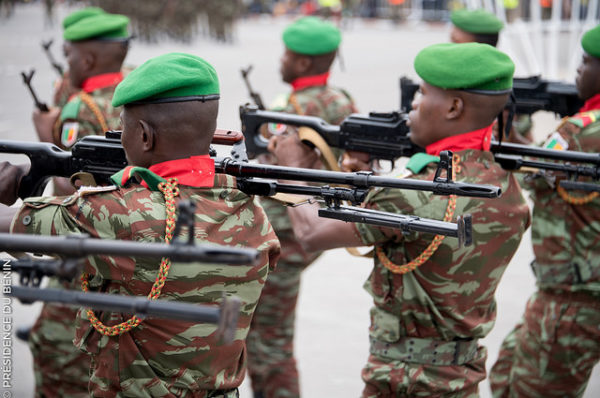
[10,195,86,236]
[353,184,427,246]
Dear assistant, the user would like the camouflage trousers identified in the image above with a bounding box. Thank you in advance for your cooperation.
[489,290,600,398]
[361,339,487,397]
[29,302,90,397]
[246,259,305,398]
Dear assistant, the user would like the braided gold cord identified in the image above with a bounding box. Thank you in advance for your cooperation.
[81,178,180,336]
[375,154,461,274]
[556,184,599,205]
[79,92,109,133]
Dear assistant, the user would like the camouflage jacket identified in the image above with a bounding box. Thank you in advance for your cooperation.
[354,149,530,342]
[11,173,280,397]
[260,84,357,266]
[523,110,600,294]
[53,73,123,150]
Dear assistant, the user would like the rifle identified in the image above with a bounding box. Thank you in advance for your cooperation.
[239,104,421,162]
[5,285,241,343]
[240,65,266,110]
[490,141,600,192]
[41,39,64,77]
[1,134,503,245]
[21,69,49,112]
[399,75,583,118]
[0,129,243,198]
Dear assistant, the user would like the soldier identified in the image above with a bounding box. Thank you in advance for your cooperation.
[52,7,106,108]
[269,42,531,396]
[0,52,280,396]
[246,16,357,398]
[449,8,503,47]
[33,11,130,196]
[489,24,600,398]
[17,11,131,397]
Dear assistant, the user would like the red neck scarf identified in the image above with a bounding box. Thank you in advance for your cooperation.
[425,124,493,156]
[148,156,215,188]
[81,72,124,93]
[291,72,330,92]
[579,93,600,113]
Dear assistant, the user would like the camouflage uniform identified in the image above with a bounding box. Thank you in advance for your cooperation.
[353,149,530,397]
[25,75,124,397]
[489,109,600,398]
[246,85,357,397]
[53,73,123,149]
[12,169,280,397]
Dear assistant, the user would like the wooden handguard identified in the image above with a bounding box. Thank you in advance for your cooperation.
[212,129,244,145]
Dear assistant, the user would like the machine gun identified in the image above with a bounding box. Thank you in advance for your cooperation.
[41,39,64,77]
[239,104,420,162]
[0,134,506,246]
[399,76,583,118]
[490,141,600,192]
[21,69,49,112]
[0,129,243,198]
[240,65,266,110]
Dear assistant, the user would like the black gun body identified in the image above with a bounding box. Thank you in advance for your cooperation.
[239,106,419,161]
[490,141,600,165]
[511,77,583,117]
[8,286,221,323]
[0,233,259,265]
[0,133,127,198]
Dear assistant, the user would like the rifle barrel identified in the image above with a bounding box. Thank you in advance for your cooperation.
[0,233,259,265]
[490,141,600,165]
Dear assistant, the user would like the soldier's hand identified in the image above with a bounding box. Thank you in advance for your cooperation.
[32,107,60,143]
[0,162,29,206]
[341,151,373,172]
[268,133,319,169]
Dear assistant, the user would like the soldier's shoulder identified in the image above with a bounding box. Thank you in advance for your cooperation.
[566,110,600,129]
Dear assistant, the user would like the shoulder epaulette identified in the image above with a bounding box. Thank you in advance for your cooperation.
[406,153,440,174]
[60,94,82,121]
[567,110,600,129]
[111,166,166,192]
[76,185,118,197]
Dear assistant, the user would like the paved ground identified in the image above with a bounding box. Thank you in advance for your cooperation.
[0,3,599,397]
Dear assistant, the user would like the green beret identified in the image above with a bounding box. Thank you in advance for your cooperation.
[112,52,220,107]
[62,7,105,30]
[582,24,600,58]
[414,43,514,92]
[451,9,504,34]
[282,16,341,55]
[64,13,130,42]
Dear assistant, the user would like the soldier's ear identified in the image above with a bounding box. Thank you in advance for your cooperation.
[446,96,464,120]
[139,120,155,153]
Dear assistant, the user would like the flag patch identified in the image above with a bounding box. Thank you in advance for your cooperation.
[61,122,79,148]
[544,131,569,151]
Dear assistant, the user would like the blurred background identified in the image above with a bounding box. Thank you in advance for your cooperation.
[0,0,599,397]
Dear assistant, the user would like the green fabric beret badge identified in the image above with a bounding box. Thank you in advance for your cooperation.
[283,16,342,55]
[414,42,514,92]
[112,52,220,107]
[451,9,504,34]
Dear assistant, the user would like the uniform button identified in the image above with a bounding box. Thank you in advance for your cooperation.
[219,191,228,199]
[22,215,32,226]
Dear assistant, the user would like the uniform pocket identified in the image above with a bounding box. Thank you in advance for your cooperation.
[368,306,400,343]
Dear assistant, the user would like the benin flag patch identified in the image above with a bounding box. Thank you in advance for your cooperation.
[544,131,568,151]
[267,123,287,136]
[61,122,79,148]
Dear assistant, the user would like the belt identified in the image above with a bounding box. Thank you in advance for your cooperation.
[530,260,599,285]
[207,388,239,398]
[369,336,479,366]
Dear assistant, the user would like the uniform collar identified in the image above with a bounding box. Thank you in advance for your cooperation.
[112,156,215,191]
[291,72,330,92]
[579,93,600,113]
[81,72,124,93]
[148,156,215,188]
[425,124,493,156]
